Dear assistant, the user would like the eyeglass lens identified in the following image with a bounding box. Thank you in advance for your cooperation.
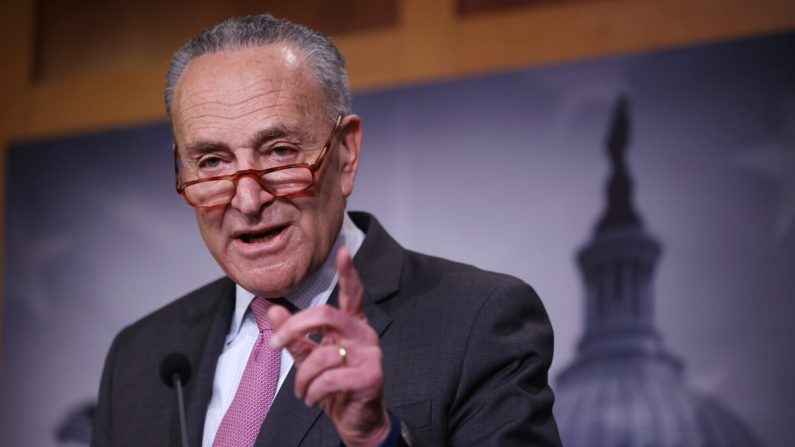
[183,167,314,207]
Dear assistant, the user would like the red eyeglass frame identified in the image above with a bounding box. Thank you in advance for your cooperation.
[173,114,345,209]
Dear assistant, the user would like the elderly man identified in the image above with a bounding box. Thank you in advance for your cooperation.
[92,14,561,447]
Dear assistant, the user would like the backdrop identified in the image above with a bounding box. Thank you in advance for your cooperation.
[3,31,793,446]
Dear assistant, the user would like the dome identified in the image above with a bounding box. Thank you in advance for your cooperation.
[553,97,760,446]
[555,353,759,447]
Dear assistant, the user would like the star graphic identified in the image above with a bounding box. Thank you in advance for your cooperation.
[5,214,74,318]
[735,93,795,239]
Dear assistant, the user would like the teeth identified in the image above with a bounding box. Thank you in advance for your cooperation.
[249,233,276,243]
[241,227,284,243]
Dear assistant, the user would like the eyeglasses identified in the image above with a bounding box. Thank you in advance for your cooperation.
[174,114,344,209]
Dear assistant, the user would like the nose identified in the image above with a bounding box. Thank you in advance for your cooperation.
[229,174,275,216]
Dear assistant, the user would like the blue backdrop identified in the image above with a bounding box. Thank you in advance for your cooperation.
[4,31,793,446]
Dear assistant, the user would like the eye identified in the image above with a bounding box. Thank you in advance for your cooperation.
[198,156,224,169]
[271,145,299,158]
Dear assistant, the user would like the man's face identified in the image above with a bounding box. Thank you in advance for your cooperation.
[171,43,361,298]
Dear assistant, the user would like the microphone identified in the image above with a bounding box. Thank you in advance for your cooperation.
[160,353,192,447]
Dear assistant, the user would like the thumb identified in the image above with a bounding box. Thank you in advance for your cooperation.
[266,304,292,332]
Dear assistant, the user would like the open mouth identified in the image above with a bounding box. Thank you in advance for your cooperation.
[238,225,288,244]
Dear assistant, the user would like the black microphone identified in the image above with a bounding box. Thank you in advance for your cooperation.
[160,353,192,447]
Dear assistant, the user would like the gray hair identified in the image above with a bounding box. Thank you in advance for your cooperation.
[164,14,350,122]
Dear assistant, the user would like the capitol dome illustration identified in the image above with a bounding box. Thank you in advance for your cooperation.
[554,98,760,446]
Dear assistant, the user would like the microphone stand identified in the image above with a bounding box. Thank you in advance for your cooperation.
[172,372,189,447]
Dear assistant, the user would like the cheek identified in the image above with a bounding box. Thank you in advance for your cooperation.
[316,168,343,205]
[195,210,225,246]
[293,194,334,243]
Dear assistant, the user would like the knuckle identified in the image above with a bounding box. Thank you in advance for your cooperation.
[320,371,339,389]
[327,345,342,365]
[318,305,335,320]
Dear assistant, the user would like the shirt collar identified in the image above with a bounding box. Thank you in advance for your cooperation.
[229,212,365,343]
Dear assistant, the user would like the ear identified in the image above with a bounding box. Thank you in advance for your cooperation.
[336,114,363,198]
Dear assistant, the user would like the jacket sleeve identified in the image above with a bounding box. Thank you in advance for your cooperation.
[447,280,562,446]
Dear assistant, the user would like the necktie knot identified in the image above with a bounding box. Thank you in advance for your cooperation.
[250,297,275,332]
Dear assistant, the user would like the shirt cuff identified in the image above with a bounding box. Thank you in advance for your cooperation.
[379,412,408,447]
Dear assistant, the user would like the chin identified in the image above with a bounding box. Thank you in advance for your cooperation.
[229,259,307,298]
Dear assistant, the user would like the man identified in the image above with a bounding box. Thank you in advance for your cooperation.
[92,14,561,447]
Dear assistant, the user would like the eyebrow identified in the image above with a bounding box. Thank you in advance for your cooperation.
[183,126,305,156]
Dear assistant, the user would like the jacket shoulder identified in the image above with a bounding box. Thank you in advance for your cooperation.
[116,277,233,343]
[401,249,535,299]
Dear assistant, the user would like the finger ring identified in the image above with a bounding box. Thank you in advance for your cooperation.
[337,344,348,367]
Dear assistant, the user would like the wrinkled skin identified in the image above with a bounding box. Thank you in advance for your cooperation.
[172,44,389,446]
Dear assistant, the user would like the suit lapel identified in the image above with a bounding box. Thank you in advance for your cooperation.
[254,212,404,446]
[255,367,324,445]
[170,278,236,447]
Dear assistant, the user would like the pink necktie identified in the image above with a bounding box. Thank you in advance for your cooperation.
[213,298,282,447]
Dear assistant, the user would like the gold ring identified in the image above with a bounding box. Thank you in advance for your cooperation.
[338,345,348,367]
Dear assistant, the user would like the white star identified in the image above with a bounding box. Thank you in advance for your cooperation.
[5,215,74,317]
[736,93,795,239]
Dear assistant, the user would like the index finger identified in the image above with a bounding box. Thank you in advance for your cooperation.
[336,246,364,317]
[266,305,316,364]
[269,305,364,349]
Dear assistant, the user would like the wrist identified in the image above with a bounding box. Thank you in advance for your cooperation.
[343,408,392,447]
[376,412,403,447]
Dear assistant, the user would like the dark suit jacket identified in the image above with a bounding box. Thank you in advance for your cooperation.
[91,212,561,446]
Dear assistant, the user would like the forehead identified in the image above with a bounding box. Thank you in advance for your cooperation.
[171,44,325,144]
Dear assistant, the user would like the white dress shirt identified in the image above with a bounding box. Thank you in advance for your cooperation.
[202,213,365,447]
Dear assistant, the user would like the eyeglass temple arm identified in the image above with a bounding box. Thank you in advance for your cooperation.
[172,114,343,190]
[312,114,344,169]
[173,143,182,192]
